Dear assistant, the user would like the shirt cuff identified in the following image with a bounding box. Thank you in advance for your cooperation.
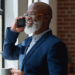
[11,28,19,33]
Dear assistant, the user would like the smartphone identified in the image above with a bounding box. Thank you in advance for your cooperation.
[17,18,26,28]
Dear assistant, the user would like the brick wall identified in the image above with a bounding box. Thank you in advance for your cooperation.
[57,0,75,72]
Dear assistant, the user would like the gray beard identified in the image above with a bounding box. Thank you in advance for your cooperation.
[24,19,42,35]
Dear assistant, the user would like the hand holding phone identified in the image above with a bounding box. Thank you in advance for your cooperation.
[11,16,25,33]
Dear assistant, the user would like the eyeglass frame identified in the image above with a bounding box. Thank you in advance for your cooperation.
[24,13,50,18]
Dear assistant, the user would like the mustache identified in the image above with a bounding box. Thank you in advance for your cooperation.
[26,20,33,22]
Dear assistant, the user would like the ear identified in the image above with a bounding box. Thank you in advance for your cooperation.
[43,16,47,21]
[47,15,51,20]
[44,15,50,21]
[45,17,47,20]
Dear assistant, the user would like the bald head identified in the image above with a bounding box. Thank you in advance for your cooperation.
[28,2,52,19]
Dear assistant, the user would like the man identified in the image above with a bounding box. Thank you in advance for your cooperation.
[3,2,68,75]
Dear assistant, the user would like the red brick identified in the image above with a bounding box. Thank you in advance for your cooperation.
[57,11,60,14]
[58,7,69,10]
[67,35,72,37]
[64,27,75,29]
[71,15,75,17]
[61,39,68,41]
[58,0,69,1]
[65,43,75,45]
[57,23,69,25]
[60,34,66,37]
[71,7,75,9]
[64,19,75,21]
[71,39,75,41]
[57,35,60,37]
[57,19,62,21]
[71,23,75,26]
[68,51,75,53]
[72,54,75,57]
[57,3,63,6]
[67,47,70,50]
[71,0,75,1]
[64,3,75,6]
[69,52,75,57]
[58,15,69,18]
[57,27,62,29]
[68,11,73,14]
[71,31,75,33]
[71,47,75,49]
[61,11,66,14]
[57,30,68,33]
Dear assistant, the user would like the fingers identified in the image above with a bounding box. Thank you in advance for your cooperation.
[16,26,25,33]
[11,68,24,75]
[17,16,25,19]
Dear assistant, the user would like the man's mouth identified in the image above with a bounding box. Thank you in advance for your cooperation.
[26,21,33,26]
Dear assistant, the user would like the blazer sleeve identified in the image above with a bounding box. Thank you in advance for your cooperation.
[2,28,21,60]
[47,42,68,75]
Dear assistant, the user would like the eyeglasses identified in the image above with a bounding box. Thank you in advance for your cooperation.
[24,13,49,18]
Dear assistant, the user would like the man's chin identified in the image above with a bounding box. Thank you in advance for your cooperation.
[27,24,33,27]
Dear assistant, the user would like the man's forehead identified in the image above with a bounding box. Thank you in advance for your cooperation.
[27,11,36,13]
[27,9,37,13]
[27,7,40,13]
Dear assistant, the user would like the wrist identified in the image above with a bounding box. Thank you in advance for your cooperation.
[11,28,19,33]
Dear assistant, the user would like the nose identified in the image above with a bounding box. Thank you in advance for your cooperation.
[25,15,32,20]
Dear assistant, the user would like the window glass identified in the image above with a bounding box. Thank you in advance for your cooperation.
[34,0,38,2]
[28,0,32,7]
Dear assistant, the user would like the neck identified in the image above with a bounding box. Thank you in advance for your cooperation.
[33,28,49,35]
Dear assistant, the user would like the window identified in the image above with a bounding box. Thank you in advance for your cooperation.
[34,0,39,2]
[0,0,5,69]
[28,0,39,7]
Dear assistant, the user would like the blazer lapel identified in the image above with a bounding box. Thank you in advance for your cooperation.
[23,37,32,57]
[21,30,52,71]
[20,37,32,70]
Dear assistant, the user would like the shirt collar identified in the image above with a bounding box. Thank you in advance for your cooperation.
[32,29,51,42]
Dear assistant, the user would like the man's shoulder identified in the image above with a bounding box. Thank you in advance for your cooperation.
[48,34,65,45]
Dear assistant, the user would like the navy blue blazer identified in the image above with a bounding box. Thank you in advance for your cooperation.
[3,28,68,75]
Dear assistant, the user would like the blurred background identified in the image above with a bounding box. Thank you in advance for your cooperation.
[0,0,75,75]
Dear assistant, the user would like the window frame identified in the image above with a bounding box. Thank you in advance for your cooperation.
[32,0,34,3]
[1,0,5,68]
